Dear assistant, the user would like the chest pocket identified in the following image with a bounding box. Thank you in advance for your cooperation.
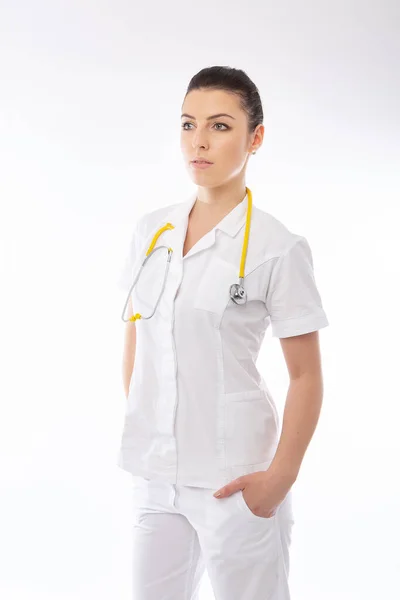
[193,256,240,316]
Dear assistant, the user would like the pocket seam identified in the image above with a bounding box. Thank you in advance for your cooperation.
[225,389,267,402]
[238,490,276,521]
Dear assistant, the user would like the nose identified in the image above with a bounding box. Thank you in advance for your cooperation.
[191,128,209,150]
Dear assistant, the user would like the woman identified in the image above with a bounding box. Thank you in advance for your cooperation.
[117,66,329,600]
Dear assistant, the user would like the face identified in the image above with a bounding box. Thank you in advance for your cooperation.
[180,88,262,186]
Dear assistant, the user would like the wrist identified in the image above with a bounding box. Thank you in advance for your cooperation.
[266,461,299,485]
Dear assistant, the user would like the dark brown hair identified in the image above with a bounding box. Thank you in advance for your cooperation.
[184,66,264,134]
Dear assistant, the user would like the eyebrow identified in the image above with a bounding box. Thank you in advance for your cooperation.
[181,113,236,121]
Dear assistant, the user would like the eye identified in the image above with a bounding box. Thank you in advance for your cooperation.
[214,122,230,131]
[181,122,230,131]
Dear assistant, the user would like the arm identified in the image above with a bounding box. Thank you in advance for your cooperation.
[268,330,324,483]
[122,296,137,399]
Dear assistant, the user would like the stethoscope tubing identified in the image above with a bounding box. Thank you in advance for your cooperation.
[121,187,252,322]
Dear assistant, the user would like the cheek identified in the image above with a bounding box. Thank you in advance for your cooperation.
[180,137,190,154]
[217,141,247,171]
[219,132,245,154]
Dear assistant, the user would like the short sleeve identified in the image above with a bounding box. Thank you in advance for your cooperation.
[265,236,329,338]
[116,220,141,293]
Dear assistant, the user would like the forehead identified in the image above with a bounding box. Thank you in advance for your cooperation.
[182,88,242,116]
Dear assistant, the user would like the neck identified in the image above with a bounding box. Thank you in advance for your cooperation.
[194,179,247,216]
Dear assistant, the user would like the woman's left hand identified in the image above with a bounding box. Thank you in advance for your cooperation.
[213,468,294,518]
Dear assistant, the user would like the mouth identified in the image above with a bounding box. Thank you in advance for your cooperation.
[190,160,214,170]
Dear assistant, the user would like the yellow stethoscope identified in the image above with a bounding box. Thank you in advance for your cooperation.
[121,186,253,323]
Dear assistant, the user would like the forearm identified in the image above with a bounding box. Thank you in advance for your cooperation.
[268,374,324,483]
[122,356,134,399]
[122,327,136,399]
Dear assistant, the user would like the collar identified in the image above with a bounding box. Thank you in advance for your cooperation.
[164,189,249,238]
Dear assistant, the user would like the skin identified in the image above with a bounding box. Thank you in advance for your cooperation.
[214,331,324,519]
[179,89,324,517]
[123,88,261,394]
[180,88,263,218]
[124,89,325,519]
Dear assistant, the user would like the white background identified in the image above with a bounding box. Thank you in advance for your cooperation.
[1,1,399,598]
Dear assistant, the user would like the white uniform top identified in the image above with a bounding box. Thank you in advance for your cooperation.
[117,189,329,489]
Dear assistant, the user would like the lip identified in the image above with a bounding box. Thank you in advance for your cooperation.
[191,160,214,170]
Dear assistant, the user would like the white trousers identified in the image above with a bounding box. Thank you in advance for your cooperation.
[130,476,294,600]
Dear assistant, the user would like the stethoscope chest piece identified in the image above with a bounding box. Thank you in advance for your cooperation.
[230,283,247,305]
